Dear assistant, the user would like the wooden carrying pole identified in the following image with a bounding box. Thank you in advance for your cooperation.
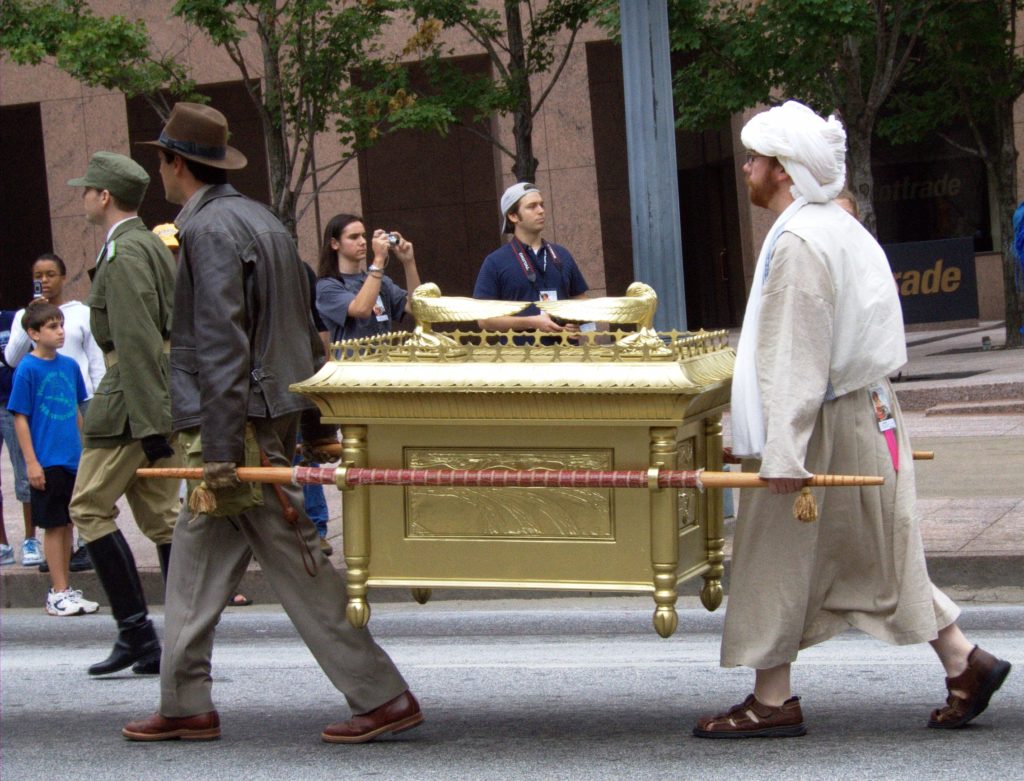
[139,465,883,523]
[137,466,882,490]
[720,447,933,464]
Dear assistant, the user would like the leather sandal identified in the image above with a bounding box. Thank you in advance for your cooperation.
[693,694,806,739]
[929,645,1011,728]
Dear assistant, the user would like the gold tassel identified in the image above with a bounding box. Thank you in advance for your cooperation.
[793,486,817,523]
[188,482,219,516]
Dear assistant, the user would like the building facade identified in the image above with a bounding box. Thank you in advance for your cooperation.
[1,3,1018,327]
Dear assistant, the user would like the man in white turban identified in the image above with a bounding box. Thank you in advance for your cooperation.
[694,101,1011,738]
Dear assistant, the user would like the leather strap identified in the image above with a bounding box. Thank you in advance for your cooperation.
[259,449,317,577]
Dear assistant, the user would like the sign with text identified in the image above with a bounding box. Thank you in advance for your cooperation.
[882,237,978,324]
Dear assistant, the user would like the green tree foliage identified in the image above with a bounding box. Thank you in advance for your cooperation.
[405,0,599,182]
[1,0,460,236]
[0,0,197,115]
[668,0,936,236]
[883,0,1024,347]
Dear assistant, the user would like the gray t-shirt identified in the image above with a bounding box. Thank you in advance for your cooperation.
[315,273,407,343]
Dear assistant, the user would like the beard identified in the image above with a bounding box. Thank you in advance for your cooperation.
[747,177,777,209]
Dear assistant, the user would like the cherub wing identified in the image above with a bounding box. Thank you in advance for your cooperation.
[536,282,657,327]
[411,284,529,324]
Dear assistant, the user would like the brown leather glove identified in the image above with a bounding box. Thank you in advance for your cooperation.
[203,461,240,491]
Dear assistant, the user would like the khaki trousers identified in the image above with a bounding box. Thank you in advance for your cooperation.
[159,414,408,717]
[70,441,179,545]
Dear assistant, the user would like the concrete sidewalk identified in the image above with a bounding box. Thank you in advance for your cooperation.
[2,321,1022,608]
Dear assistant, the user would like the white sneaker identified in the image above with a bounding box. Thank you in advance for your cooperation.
[46,588,85,617]
[67,588,100,614]
[21,538,43,566]
[0,543,14,566]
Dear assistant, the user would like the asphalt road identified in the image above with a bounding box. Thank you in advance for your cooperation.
[1,597,1021,780]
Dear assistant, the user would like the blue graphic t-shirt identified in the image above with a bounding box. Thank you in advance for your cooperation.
[7,353,87,471]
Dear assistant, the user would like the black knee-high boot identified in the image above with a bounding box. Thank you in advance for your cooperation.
[157,543,171,583]
[85,530,161,676]
[130,542,172,675]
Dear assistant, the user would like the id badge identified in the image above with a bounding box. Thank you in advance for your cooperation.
[869,383,896,432]
[373,295,389,323]
[868,382,899,471]
[538,289,559,302]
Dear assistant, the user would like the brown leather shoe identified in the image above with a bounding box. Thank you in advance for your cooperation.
[321,691,423,744]
[122,710,221,741]
[693,694,806,738]
[929,645,1012,728]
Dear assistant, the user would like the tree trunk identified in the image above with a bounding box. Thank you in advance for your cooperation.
[257,12,298,237]
[844,122,878,237]
[505,1,538,182]
[992,103,1023,348]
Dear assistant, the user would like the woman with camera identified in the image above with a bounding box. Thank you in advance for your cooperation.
[315,214,421,344]
[5,253,106,403]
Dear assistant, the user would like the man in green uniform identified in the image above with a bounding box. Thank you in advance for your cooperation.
[67,152,179,676]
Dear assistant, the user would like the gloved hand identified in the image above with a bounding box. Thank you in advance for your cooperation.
[203,461,241,491]
[141,434,175,464]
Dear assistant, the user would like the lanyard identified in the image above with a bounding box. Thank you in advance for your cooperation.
[511,239,560,283]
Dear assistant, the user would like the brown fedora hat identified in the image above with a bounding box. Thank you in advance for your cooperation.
[139,102,247,170]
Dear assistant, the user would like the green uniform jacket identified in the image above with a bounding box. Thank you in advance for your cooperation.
[83,216,176,448]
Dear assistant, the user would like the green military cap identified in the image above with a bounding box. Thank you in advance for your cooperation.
[68,151,149,209]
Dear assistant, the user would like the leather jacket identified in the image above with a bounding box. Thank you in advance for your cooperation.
[170,185,322,463]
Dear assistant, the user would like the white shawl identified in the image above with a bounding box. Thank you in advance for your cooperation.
[730,197,807,458]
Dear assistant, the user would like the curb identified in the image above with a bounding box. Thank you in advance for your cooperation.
[4,554,1022,609]
[894,381,1024,412]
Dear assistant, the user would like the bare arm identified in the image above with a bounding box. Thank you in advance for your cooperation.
[347,231,391,319]
[478,311,571,332]
[479,292,587,332]
[14,414,44,490]
[389,233,421,315]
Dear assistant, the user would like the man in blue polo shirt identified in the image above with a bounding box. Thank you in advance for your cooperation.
[473,182,589,333]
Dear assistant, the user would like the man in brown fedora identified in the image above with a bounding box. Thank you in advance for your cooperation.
[123,102,422,744]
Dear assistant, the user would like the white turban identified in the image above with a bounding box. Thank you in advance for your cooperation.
[741,101,847,203]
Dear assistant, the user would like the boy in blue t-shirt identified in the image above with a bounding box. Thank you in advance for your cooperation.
[8,302,100,616]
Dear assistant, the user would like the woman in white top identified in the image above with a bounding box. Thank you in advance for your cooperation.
[5,253,105,400]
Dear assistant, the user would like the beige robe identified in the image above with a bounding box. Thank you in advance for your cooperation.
[721,232,960,669]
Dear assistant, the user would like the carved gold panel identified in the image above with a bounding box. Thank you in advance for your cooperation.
[404,448,614,539]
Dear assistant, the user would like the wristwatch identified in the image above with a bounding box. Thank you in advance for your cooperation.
[368,265,384,274]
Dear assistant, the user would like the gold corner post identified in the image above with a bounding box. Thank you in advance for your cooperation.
[340,425,371,628]
[649,426,680,638]
[700,415,725,611]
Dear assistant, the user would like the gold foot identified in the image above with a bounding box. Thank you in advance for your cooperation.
[652,606,678,638]
[700,577,723,612]
[346,598,371,628]
[411,588,432,605]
